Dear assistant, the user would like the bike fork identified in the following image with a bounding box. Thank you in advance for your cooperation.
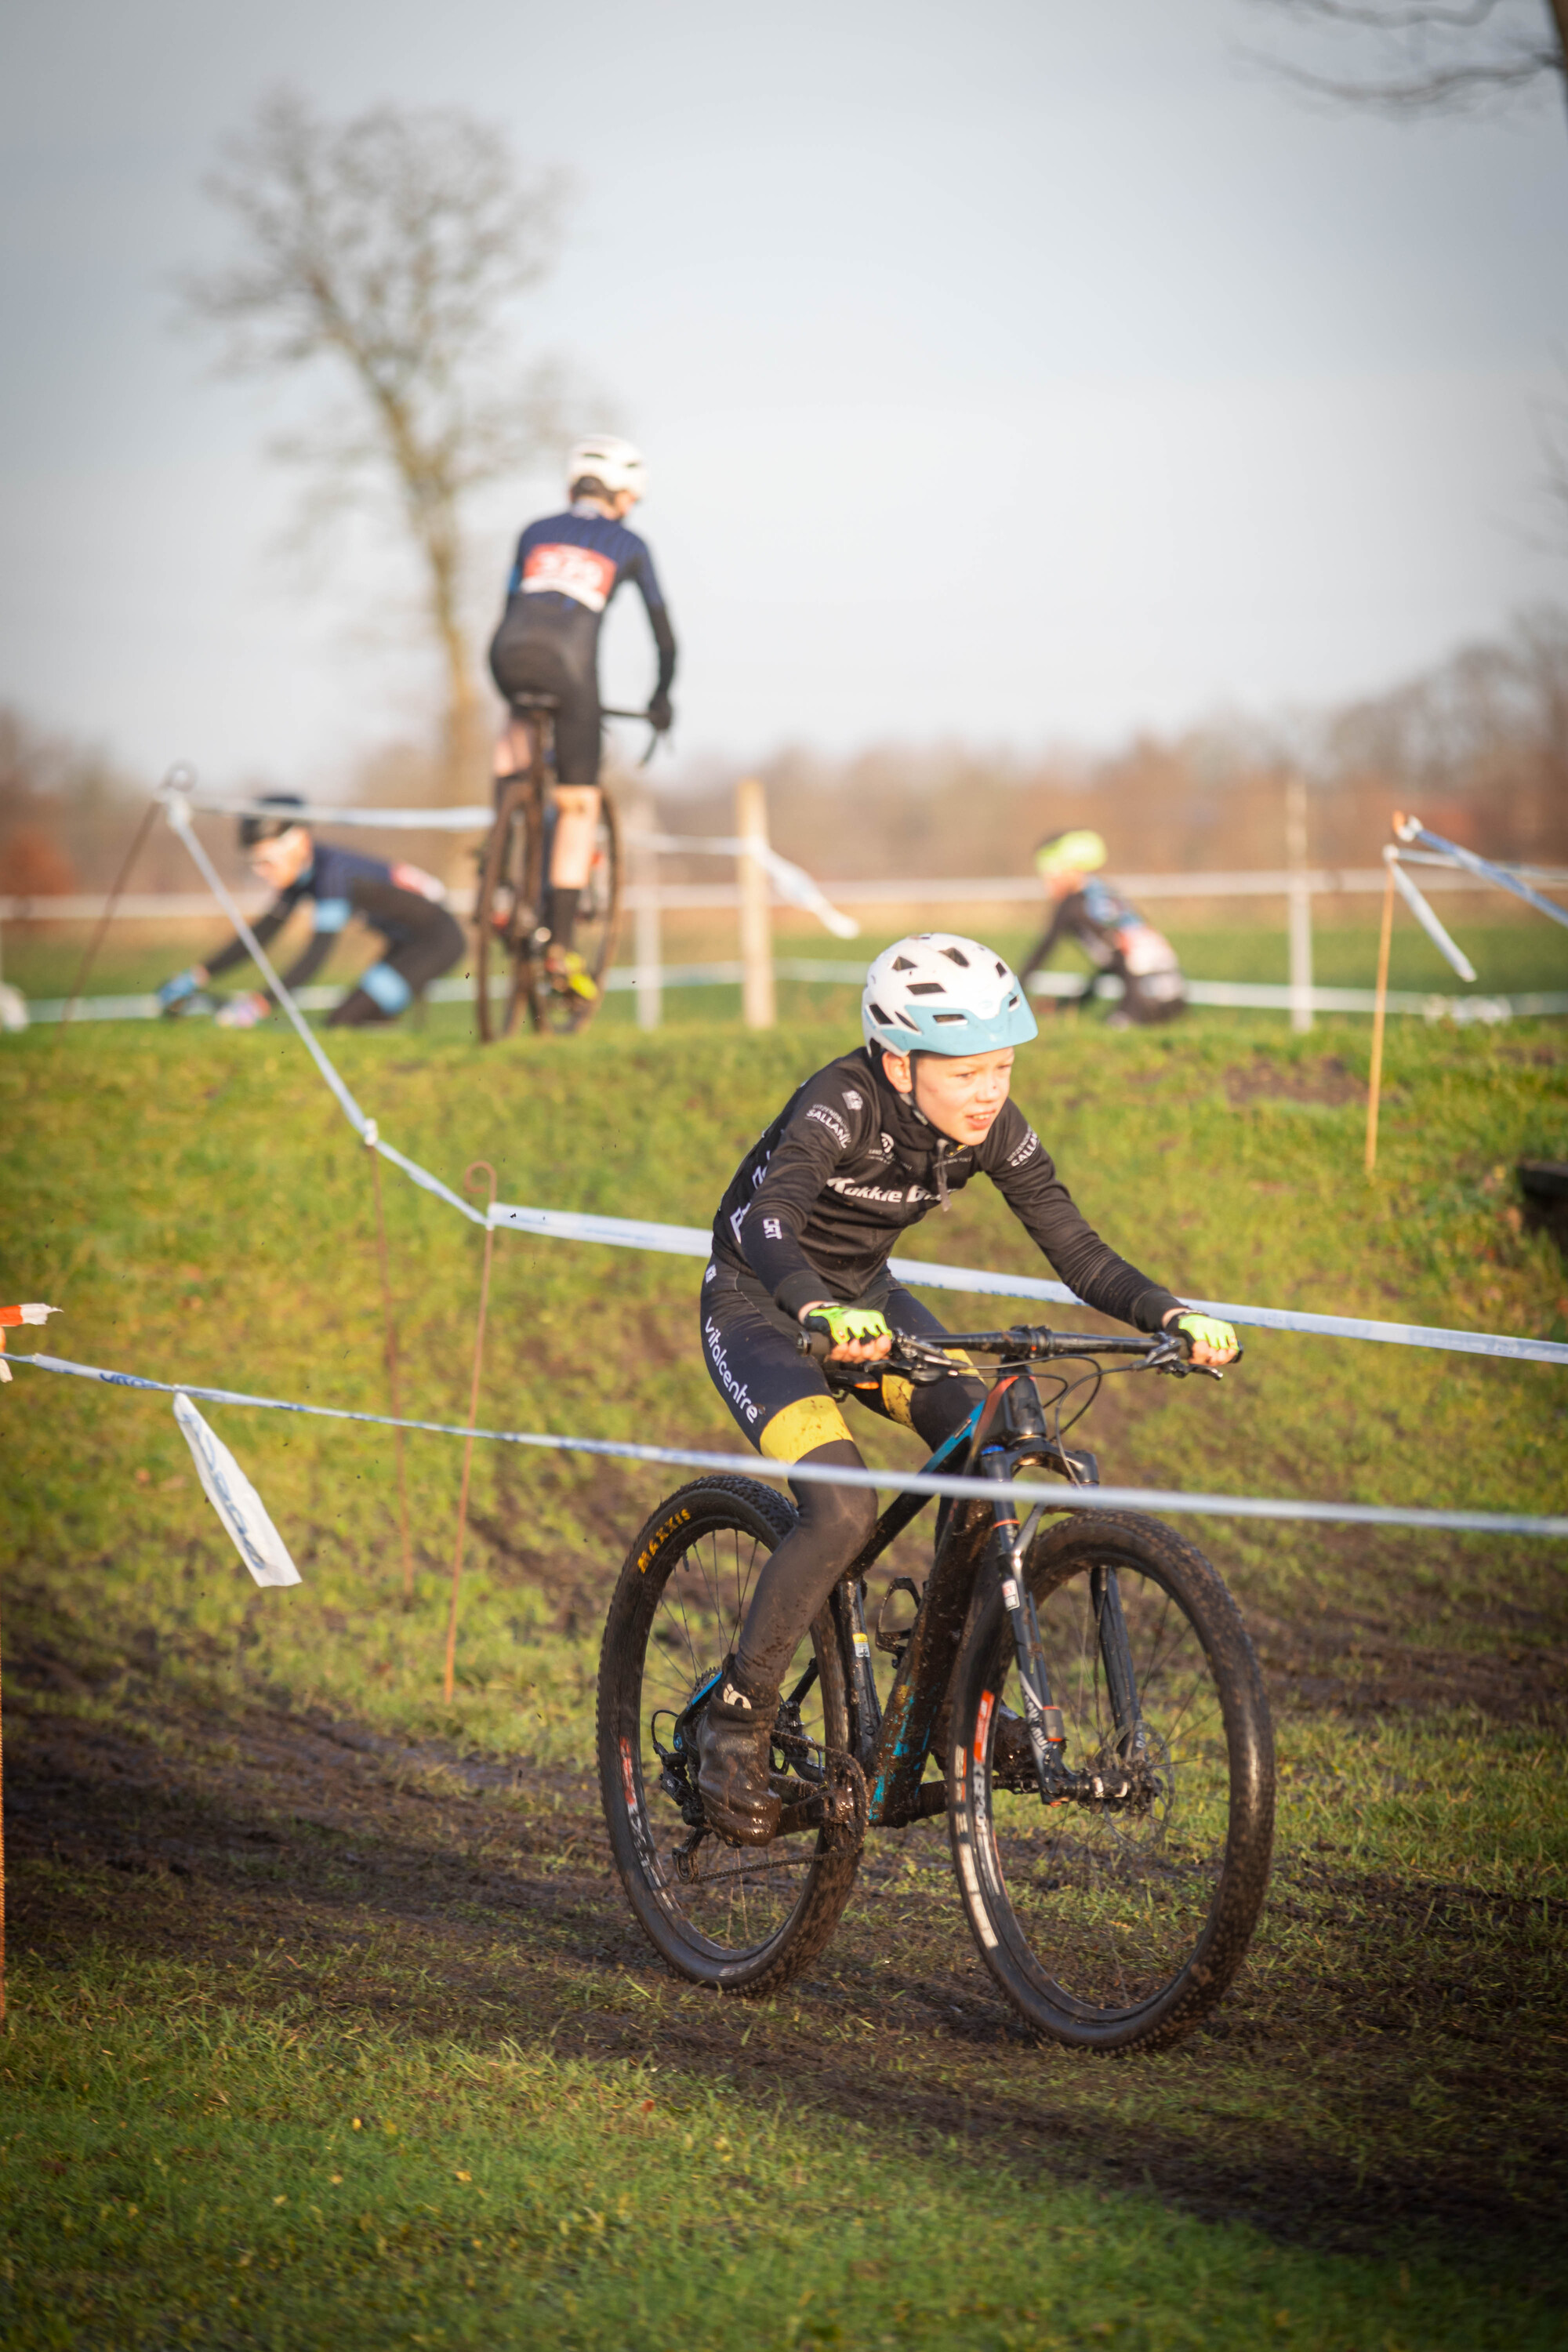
[979,1450,1066,1796]
[1091,1561,1145,1759]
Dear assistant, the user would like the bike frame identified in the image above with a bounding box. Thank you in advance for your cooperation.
[814,1347,1149,1829]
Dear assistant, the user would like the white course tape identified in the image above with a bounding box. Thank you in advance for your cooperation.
[162,782,1568,1371]
[11,1351,1566,1537]
[488,1201,1568,1367]
[173,1392,300,1588]
[165,794,487,1230]
[184,793,494,832]
[630,831,860,938]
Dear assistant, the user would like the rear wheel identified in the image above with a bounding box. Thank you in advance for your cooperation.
[947,1512,1273,2050]
[524,792,621,1036]
[474,777,542,1043]
[597,1476,860,1993]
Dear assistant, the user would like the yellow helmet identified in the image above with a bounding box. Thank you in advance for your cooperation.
[1034,829,1107,878]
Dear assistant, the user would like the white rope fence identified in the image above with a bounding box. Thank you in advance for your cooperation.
[11,1352,1566,1538]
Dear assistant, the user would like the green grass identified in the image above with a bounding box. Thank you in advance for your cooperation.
[2,1951,1555,2352]
[2,1006,1566,2345]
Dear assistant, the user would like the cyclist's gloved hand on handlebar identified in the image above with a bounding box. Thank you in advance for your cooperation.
[647,691,673,734]
[800,1301,894,1364]
[1165,1311,1241,1368]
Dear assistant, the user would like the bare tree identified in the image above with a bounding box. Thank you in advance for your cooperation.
[180,88,569,796]
[1243,1,1567,120]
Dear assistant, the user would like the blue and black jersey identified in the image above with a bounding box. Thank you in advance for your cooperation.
[1021,877,1185,1023]
[489,500,677,729]
[205,841,451,1000]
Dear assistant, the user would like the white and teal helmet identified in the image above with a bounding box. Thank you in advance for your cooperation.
[862,934,1038,1056]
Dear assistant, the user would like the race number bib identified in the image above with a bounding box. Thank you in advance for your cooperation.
[521,542,616,612]
[390,862,447,905]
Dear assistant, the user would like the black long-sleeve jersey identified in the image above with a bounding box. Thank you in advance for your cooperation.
[712,1047,1182,1332]
[494,504,676,695]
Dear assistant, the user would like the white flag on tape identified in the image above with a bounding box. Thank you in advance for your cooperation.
[172,1392,301,1588]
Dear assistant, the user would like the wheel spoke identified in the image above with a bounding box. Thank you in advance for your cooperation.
[959,1526,1271,2042]
[601,1485,858,1984]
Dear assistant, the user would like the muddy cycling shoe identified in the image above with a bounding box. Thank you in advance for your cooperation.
[991,1708,1040,1787]
[696,1661,782,1847]
[543,944,599,1003]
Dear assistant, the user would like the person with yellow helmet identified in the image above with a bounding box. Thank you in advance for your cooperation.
[1021,830,1185,1028]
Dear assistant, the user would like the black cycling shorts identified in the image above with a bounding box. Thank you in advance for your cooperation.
[488,622,601,786]
[700,1256,984,1463]
[324,890,465,1029]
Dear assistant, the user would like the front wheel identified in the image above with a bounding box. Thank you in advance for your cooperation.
[947,1512,1274,2051]
[597,1477,860,1994]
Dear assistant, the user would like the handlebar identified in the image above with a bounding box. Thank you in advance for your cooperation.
[795,1323,1238,1378]
[506,694,665,766]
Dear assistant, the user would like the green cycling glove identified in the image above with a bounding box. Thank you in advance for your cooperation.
[1174,1312,1240,1359]
[802,1304,891,1349]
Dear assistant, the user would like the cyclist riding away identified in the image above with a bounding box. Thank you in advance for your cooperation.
[1022,829,1185,1027]
[696,931,1236,1846]
[156,795,464,1030]
[488,434,677,1003]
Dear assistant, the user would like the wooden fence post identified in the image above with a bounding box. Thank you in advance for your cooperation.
[736,777,775,1030]
[1285,775,1314,1036]
[1365,852,1397,1175]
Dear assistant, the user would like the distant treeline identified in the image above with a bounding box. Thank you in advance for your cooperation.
[673,605,1568,884]
[5,608,1566,895]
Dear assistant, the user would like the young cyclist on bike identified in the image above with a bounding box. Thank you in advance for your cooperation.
[1022,829,1185,1027]
[696,932,1236,1845]
[156,797,464,1030]
[488,434,677,1001]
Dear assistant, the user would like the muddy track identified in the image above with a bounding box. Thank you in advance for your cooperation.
[5,1633,1565,2292]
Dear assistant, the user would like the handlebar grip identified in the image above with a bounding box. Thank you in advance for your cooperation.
[796,1329,833,1360]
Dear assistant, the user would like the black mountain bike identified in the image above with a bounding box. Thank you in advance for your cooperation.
[475,694,652,1041]
[597,1324,1275,2053]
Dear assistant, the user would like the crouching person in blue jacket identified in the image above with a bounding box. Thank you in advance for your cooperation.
[158,795,465,1029]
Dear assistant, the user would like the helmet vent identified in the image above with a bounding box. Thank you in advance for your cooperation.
[940,946,971,967]
[906,982,945,996]
[931,1011,966,1024]
[891,956,916,972]
[869,1000,892,1026]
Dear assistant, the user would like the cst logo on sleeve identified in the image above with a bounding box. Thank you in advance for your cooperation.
[763,1217,782,1239]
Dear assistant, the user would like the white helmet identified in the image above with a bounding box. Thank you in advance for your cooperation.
[862,934,1038,1057]
[568,435,647,502]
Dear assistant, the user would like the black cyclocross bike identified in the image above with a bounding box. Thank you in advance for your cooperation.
[597,1323,1275,2053]
[475,695,655,1042]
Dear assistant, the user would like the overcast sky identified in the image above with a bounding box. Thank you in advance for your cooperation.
[3,0,1566,791]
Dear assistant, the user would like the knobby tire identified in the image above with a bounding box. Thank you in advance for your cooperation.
[597,1476,861,1994]
[946,1511,1274,2051]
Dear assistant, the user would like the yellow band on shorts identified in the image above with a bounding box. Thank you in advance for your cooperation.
[759,1393,854,1461]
